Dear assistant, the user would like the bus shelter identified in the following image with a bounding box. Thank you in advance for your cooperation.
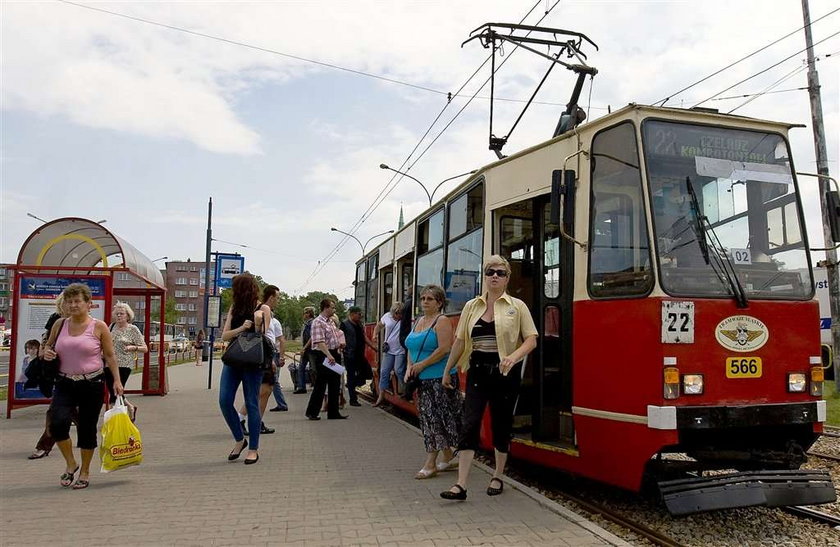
[6,217,168,417]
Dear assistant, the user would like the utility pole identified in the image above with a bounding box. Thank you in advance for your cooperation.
[204,197,214,389]
[802,0,840,381]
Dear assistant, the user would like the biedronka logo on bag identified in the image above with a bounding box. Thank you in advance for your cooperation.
[714,315,769,352]
[110,435,142,461]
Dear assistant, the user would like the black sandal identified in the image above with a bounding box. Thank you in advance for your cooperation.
[440,484,467,501]
[486,477,504,496]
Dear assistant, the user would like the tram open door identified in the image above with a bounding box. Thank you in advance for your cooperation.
[496,179,576,447]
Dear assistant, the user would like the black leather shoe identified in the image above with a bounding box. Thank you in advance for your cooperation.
[260,422,275,434]
[327,414,348,420]
[293,389,307,394]
[440,484,467,501]
[349,401,362,407]
[269,406,288,412]
[306,414,321,421]
[240,419,248,436]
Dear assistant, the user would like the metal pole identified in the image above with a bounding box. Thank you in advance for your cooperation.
[802,0,840,381]
[204,197,214,389]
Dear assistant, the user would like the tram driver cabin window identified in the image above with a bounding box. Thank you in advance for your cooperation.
[588,122,653,297]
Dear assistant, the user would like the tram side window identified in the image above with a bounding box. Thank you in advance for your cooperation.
[445,184,484,313]
[417,209,445,302]
[500,216,535,304]
[588,122,653,297]
[355,262,366,312]
[366,255,378,323]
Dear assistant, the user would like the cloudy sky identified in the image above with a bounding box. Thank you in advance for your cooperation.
[2,0,838,298]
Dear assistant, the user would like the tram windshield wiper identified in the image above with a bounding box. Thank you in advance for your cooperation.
[685,176,749,308]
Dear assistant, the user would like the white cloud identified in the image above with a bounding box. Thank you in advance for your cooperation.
[1,0,837,298]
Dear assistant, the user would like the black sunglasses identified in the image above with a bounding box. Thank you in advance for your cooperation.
[484,268,508,278]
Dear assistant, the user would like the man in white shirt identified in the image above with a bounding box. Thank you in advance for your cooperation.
[267,317,288,412]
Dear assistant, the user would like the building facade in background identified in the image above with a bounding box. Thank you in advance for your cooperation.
[163,259,214,338]
[0,264,14,345]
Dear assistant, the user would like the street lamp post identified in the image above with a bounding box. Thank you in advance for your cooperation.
[26,212,48,223]
[379,164,476,206]
[331,227,395,255]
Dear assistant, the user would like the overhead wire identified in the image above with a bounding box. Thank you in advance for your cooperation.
[726,64,808,113]
[56,0,598,109]
[655,6,840,106]
[692,29,840,108]
[296,0,562,291]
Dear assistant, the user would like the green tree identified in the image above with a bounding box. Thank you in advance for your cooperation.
[151,296,180,324]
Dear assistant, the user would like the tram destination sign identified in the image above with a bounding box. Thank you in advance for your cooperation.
[645,122,777,164]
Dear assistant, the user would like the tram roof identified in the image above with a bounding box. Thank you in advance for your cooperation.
[356,103,802,265]
[16,217,165,289]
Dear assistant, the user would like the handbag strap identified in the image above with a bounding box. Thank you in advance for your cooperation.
[416,314,442,357]
[46,318,65,348]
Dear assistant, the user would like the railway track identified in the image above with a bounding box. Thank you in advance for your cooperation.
[809,450,840,463]
[781,505,840,528]
[361,391,688,547]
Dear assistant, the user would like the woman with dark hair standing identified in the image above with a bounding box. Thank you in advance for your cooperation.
[405,285,460,479]
[440,255,538,501]
[219,273,269,465]
[42,283,123,489]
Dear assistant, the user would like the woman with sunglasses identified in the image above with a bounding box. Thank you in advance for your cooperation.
[439,255,538,501]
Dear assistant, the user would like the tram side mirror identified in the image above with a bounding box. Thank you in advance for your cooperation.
[550,170,562,225]
[550,169,576,226]
[827,190,840,243]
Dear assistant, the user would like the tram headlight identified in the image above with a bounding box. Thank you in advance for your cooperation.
[787,372,807,393]
[682,374,704,395]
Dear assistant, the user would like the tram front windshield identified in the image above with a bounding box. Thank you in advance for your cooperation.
[642,120,812,300]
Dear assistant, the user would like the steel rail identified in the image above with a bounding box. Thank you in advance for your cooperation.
[358,389,688,547]
[781,505,840,528]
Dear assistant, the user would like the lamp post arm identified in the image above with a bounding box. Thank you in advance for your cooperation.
[381,165,431,205]
[429,170,478,204]
[331,227,364,254]
[363,230,396,254]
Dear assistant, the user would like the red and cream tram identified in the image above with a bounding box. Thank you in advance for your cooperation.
[354,103,838,514]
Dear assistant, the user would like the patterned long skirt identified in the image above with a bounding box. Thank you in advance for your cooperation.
[417,375,462,453]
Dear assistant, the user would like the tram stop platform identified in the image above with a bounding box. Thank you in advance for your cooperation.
[0,360,629,546]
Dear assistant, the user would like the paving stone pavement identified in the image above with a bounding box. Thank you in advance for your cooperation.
[0,361,630,546]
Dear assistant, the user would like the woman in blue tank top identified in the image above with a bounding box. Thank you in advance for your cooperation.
[404,285,461,479]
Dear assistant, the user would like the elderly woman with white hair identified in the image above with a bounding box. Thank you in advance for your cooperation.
[106,301,147,421]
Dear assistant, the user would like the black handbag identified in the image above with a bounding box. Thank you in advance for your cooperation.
[221,308,266,369]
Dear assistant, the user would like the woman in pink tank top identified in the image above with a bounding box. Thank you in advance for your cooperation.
[43,283,123,490]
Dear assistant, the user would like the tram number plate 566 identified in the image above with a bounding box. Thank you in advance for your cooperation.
[726,357,762,378]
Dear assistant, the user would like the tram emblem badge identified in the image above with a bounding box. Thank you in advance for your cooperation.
[715,315,769,352]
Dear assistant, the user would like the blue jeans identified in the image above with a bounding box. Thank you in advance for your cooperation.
[272,374,288,409]
[219,364,263,450]
[378,352,407,393]
[296,350,311,391]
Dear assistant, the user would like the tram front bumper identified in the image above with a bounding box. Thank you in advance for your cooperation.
[647,401,826,430]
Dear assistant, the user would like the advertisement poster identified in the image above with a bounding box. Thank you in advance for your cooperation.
[13,276,108,399]
[215,255,245,289]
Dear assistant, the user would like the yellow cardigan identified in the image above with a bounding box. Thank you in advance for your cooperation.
[454,292,539,371]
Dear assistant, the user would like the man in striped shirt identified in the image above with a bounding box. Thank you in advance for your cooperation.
[304,298,347,420]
